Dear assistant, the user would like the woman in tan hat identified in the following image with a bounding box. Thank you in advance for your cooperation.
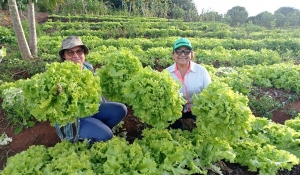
[166,37,211,131]
[55,36,127,145]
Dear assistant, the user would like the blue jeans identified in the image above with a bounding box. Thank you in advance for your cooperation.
[79,102,127,142]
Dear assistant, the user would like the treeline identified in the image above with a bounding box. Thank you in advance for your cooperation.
[0,0,199,21]
[201,6,300,28]
[1,0,299,28]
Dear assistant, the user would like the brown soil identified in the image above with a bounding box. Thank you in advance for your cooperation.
[1,10,300,174]
[0,10,49,27]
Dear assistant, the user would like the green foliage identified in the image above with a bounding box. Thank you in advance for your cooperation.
[192,80,255,142]
[2,126,299,175]
[87,45,118,66]
[56,0,108,16]
[90,137,157,174]
[285,115,300,131]
[0,80,36,134]
[3,11,300,174]
[0,26,15,45]
[235,117,300,173]
[1,145,50,174]
[123,67,185,129]
[1,85,35,134]
[135,128,205,174]
[36,0,64,12]
[256,123,300,157]
[0,46,6,58]
[274,7,300,27]
[1,140,92,174]
[232,138,299,174]
[44,140,92,174]
[248,93,282,119]
[215,67,253,95]
[168,0,199,21]
[144,47,172,68]
[251,11,275,29]
[94,49,143,103]
[0,58,46,82]
[21,62,101,126]
[196,46,282,67]
[189,135,236,168]
[225,6,248,27]
[245,63,300,93]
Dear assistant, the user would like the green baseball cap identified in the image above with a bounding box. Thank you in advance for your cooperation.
[59,36,89,60]
[173,38,192,51]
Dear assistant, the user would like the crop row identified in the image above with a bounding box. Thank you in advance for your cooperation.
[37,35,294,67]
[43,15,300,40]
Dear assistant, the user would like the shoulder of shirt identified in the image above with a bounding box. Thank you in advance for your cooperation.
[166,63,176,72]
[190,61,207,72]
[83,61,94,73]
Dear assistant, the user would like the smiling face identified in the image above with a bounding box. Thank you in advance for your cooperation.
[172,46,192,66]
[63,46,85,68]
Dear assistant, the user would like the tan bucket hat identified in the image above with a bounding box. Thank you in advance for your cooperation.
[58,36,89,60]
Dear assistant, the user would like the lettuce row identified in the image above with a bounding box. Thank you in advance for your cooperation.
[2,121,300,175]
[232,139,299,175]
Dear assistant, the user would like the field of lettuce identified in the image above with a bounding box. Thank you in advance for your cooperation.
[1,13,300,174]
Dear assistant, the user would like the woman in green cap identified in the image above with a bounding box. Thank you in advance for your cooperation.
[166,37,211,131]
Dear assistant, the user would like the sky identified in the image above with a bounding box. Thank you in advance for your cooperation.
[194,0,300,17]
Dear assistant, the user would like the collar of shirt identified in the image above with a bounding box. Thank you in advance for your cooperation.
[169,61,197,73]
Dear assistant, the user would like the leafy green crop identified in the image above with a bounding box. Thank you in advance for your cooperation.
[95,49,143,103]
[0,80,36,134]
[44,141,93,174]
[285,115,300,131]
[1,145,50,174]
[215,67,253,95]
[232,139,299,175]
[123,66,185,129]
[0,47,6,58]
[90,137,157,174]
[192,80,254,142]
[135,128,204,174]
[21,62,101,126]
[250,121,300,158]
[1,87,35,134]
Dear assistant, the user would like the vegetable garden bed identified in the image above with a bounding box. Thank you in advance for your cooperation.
[2,10,300,174]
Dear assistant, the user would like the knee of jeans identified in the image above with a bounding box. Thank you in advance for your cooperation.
[120,103,128,117]
[96,131,113,142]
[110,103,128,117]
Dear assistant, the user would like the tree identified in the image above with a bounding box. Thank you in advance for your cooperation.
[199,9,223,22]
[8,0,33,59]
[253,11,275,29]
[168,0,199,21]
[27,0,37,56]
[108,0,122,9]
[37,0,64,13]
[274,7,300,27]
[8,0,43,59]
[225,6,248,27]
